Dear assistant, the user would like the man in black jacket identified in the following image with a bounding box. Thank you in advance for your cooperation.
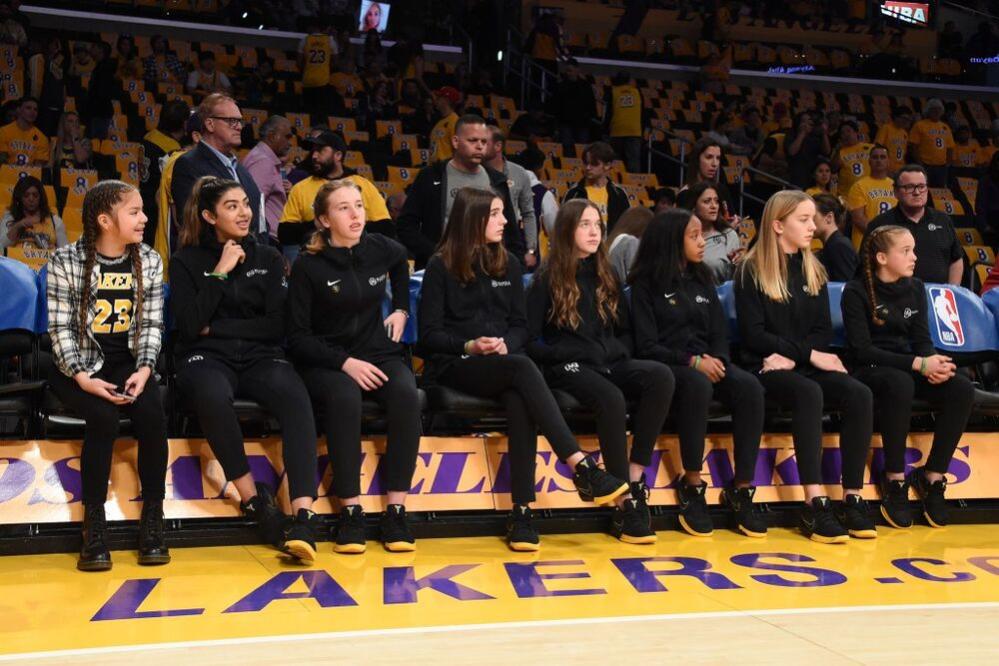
[562,141,631,231]
[549,59,597,154]
[397,114,523,269]
[171,93,265,243]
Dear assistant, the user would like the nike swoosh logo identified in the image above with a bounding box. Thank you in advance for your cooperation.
[433,181,441,185]
[801,518,814,529]
[664,292,676,298]
[327,280,341,286]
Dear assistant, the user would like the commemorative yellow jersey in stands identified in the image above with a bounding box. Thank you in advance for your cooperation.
[431,112,458,161]
[909,119,954,166]
[302,34,334,88]
[836,142,873,195]
[0,121,49,165]
[874,123,909,173]
[847,176,897,221]
[282,174,390,225]
[585,186,609,219]
[609,85,642,138]
[952,141,982,168]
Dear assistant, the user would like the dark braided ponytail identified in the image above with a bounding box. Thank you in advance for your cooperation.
[79,180,138,349]
[179,176,243,247]
[859,224,909,327]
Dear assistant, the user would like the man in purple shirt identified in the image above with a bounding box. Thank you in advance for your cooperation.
[241,115,293,240]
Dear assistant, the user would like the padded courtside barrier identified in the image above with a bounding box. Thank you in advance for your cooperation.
[923,283,999,354]
[0,257,39,333]
[827,282,846,348]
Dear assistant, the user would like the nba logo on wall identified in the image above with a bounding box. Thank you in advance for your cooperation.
[929,287,965,346]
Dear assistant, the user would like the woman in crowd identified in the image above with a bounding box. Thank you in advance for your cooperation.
[677,182,743,283]
[606,205,652,284]
[1,175,67,252]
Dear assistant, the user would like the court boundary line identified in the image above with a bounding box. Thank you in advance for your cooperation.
[3,601,999,661]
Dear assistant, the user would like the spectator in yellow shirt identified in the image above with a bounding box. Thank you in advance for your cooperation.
[0,96,50,166]
[430,86,460,161]
[805,158,837,198]
[279,129,392,262]
[874,106,911,174]
[950,125,982,169]
[847,144,896,233]
[831,120,873,195]
[908,99,954,187]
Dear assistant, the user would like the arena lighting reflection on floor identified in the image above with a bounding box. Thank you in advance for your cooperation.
[1,526,997,657]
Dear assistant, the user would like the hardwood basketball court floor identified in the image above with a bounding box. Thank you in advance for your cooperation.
[2,525,997,664]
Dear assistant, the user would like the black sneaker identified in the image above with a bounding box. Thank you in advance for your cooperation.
[78,503,112,572]
[611,498,657,544]
[908,467,949,528]
[333,505,367,554]
[719,485,767,538]
[838,493,877,539]
[137,500,171,565]
[283,509,321,562]
[381,504,416,552]
[572,455,628,505]
[799,496,848,544]
[240,483,287,548]
[506,504,540,552]
[677,480,713,536]
[879,476,913,529]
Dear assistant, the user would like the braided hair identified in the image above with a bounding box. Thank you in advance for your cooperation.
[79,180,143,349]
[859,224,910,327]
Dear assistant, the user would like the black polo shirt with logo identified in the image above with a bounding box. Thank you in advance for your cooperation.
[866,205,962,284]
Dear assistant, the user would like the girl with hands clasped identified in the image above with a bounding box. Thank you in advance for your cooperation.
[630,209,767,538]
[527,200,674,545]
[843,225,974,529]
[734,190,874,544]
[419,187,629,552]
[288,179,421,554]
[46,180,169,572]
[171,177,322,563]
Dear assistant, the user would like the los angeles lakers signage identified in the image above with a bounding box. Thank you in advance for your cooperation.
[1,434,996,523]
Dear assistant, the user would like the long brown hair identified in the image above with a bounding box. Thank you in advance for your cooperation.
[859,224,911,326]
[737,189,826,302]
[437,187,507,283]
[79,180,144,349]
[304,178,363,254]
[542,199,619,329]
[179,176,243,247]
[606,205,652,246]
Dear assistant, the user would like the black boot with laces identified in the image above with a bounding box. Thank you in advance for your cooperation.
[78,503,112,572]
[137,499,171,565]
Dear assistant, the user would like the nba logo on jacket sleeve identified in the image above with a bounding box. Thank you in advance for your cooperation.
[929,287,965,346]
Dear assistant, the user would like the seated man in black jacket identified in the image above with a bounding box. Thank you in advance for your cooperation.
[397,114,523,269]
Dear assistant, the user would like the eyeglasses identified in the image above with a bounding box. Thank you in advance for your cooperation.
[210,116,244,129]
[899,184,928,193]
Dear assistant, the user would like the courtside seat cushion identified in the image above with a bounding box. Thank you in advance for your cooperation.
[424,384,503,415]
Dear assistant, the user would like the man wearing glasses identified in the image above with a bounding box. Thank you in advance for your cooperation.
[171,93,265,242]
[866,164,964,285]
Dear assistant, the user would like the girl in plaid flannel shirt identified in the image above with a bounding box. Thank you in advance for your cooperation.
[46,180,169,572]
